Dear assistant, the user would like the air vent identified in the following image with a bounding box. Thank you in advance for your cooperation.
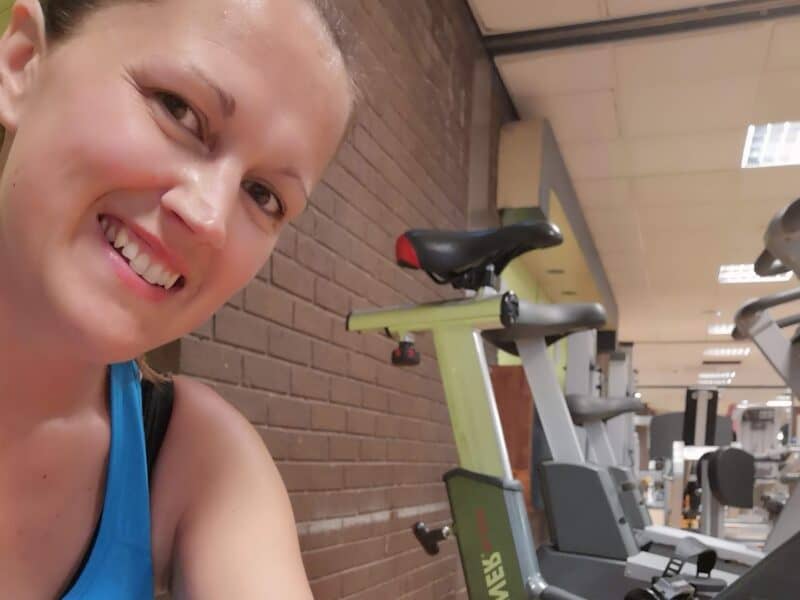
[562,290,577,296]
[547,268,566,275]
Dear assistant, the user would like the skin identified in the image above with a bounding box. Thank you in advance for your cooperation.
[0,0,351,597]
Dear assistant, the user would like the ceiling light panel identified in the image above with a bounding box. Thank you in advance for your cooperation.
[767,399,793,407]
[703,347,751,357]
[698,371,736,379]
[697,378,733,386]
[742,121,800,169]
[718,263,792,284]
[708,323,734,336]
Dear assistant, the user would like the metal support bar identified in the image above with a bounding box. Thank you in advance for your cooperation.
[585,421,617,467]
[485,0,800,55]
[346,293,513,336]
[701,459,725,537]
[517,338,585,464]
[433,327,513,479]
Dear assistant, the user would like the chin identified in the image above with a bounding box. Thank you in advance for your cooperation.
[50,290,169,365]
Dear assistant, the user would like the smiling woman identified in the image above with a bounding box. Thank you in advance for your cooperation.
[0,0,353,598]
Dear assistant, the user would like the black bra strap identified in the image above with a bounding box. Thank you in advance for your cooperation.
[141,378,175,482]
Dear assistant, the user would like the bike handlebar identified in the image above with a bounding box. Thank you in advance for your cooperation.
[733,286,800,339]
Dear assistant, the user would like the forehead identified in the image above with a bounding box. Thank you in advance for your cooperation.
[59,0,351,176]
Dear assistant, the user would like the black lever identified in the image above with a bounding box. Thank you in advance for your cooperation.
[412,521,451,555]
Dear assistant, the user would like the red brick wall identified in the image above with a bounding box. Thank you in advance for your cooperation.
[178,1,515,597]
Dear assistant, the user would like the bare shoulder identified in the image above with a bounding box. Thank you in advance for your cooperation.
[150,375,312,599]
[153,375,277,511]
[170,375,265,460]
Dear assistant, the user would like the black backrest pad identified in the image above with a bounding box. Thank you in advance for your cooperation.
[141,379,175,483]
[709,447,754,509]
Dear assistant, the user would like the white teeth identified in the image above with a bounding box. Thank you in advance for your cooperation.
[165,273,180,290]
[130,253,150,275]
[102,217,183,290]
[121,241,139,261]
[113,227,128,249]
[143,263,163,285]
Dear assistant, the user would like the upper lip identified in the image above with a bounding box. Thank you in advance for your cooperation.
[105,214,189,279]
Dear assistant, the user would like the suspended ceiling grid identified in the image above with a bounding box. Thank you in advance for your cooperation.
[467,0,800,413]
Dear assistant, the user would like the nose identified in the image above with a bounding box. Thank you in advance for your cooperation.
[160,162,239,249]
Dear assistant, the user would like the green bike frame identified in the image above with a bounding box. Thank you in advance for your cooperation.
[347,292,550,600]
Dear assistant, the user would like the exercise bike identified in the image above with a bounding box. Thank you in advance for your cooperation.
[346,221,702,599]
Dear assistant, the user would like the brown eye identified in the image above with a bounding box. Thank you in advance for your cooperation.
[242,180,285,218]
[156,92,203,138]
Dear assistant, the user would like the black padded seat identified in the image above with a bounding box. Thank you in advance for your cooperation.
[709,448,755,509]
[565,394,643,425]
[482,301,607,356]
[396,222,562,282]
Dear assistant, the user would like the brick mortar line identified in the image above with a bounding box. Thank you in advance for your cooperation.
[297,501,450,536]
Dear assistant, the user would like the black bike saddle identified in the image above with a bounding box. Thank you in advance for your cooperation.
[395,221,562,290]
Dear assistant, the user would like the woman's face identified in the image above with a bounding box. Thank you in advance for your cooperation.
[0,0,351,362]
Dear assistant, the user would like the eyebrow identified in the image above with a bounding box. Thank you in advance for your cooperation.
[189,65,237,118]
[279,166,310,205]
[184,64,308,206]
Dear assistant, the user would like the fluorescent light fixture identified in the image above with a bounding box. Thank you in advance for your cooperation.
[708,323,734,336]
[698,379,733,386]
[698,371,735,386]
[767,399,793,408]
[699,371,736,379]
[703,346,751,358]
[718,263,792,284]
[742,121,800,168]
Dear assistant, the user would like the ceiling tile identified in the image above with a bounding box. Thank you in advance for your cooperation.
[739,167,800,202]
[628,171,743,207]
[751,69,800,124]
[467,0,605,34]
[766,17,800,71]
[575,178,632,212]
[617,76,760,137]
[614,23,772,87]
[496,46,615,97]
[515,91,619,143]
[626,130,744,176]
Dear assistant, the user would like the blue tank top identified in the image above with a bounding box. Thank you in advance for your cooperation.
[62,361,154,599]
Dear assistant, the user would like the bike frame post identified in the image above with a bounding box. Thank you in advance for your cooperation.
[516,337,585,464]
[348,293,559,598]
[433,326,513,478]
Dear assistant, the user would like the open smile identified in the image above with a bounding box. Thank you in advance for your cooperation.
[98,215,186,299]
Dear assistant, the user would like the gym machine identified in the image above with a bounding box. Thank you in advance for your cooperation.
[346,222,708,599]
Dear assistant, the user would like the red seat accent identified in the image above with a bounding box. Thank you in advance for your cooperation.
[396,234,420,269]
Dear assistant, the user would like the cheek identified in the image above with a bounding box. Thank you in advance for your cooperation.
[205,217,278,301]
[11,78,181,217]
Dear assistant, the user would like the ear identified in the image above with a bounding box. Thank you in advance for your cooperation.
[0,0,46,134]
